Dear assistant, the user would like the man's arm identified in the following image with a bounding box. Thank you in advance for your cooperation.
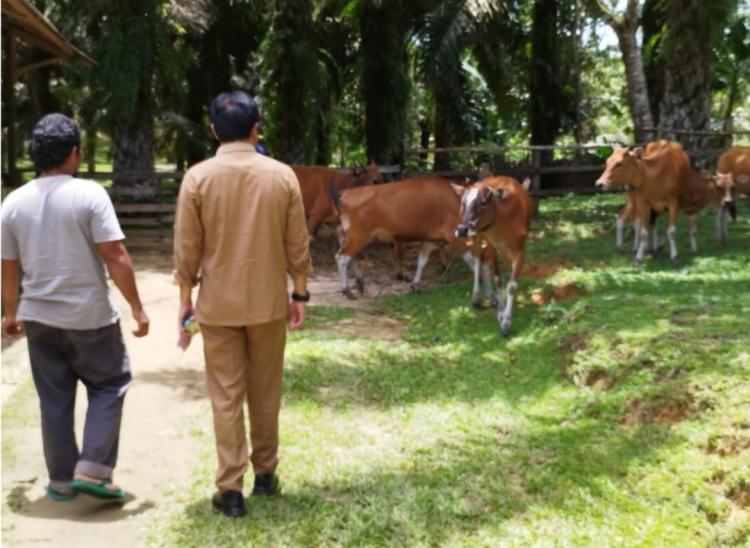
[1,259,23,338]
[284,171,312,329]
[96,241,150,337]
[173,174,203,341]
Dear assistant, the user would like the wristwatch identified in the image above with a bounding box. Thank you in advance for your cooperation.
[291,290,310,302]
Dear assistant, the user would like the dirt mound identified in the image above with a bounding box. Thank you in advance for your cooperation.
[583,369,617,390]
[318,312,404,341]
[525,260,574,279]
[531,283,585,305]
[620,390,707,426]
[703,434,750,457]
[727,481,750,508]
[560,333,588,355]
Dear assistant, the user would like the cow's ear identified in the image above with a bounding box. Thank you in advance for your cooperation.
[451,183,466,197]
[491,188,507,202]
[629,147,644,159]
[521,177,531,191]
[736,174,750,184]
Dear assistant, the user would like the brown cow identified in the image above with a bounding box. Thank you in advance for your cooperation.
[596,141,691,264]
[455,176,532,336]
[334,175,474,299]
[291,163,381,237]
[717,146,750,195]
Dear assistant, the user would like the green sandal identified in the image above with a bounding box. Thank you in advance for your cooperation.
[69,478,125,499]
[45,485,76,501]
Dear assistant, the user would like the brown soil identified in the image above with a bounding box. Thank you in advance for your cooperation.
[559,333,588,355]
[583,369,617,390]
[524,260,574,279]
[620,391,702,426]
[703,434,750,457]
[727,481,750,508]
[530,283,585,306]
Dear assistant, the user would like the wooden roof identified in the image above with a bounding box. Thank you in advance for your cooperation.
[2,0,95,73]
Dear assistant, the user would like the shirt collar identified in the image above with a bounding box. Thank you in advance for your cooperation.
[216,142,257,156]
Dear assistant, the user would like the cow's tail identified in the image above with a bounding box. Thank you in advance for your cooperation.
[329,183,342,214]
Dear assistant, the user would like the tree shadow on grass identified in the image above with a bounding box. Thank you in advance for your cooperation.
[170,418,684,546]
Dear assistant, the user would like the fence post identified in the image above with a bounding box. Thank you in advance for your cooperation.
[531,149,542,192]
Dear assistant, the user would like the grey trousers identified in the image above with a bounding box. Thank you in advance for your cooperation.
[25,321,131,491]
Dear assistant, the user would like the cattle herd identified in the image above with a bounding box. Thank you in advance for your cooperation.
[291,144,750,336]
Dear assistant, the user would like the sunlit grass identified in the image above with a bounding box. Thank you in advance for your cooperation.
[145,193,749,546]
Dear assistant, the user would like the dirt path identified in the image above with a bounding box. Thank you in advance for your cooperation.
[0,239,418,547]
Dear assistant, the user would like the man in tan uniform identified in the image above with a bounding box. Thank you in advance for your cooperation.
[173,91,311,518]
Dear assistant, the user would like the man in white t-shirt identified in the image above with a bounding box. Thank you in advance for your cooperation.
[1,113,149,501]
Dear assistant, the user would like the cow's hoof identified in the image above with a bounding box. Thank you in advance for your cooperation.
[670,256,680,266]
[342,288,358,300]
[410,284,420,294]
[633,257,643,267]
[356,279,365,294]
[471,299,482,309]
[395,273,406,281]
[490,297,500,308]
[499,323,511,337]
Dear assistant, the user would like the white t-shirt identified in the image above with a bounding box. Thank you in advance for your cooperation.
[1,175,125,330]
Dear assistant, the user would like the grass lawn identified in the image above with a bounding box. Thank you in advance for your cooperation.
[148,193,750,547]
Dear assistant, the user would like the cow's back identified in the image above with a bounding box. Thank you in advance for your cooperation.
[718,146,750,176]
[340,176,460,242]
[638,140,691,204]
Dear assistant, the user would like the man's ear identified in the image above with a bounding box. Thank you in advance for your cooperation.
[451,183,466,197]
[210,124,220,142]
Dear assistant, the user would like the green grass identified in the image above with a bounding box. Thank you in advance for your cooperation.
[148,193,749,546]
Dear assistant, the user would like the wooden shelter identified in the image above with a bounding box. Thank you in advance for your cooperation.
[2,0,94,185]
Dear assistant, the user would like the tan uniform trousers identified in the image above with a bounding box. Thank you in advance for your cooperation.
[200,318,287,493]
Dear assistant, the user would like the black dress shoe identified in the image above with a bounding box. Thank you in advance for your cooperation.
[212,490,246,517]
[251,473,280,496]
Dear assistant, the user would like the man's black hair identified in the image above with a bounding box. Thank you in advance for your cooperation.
[29,113,81,172]
[208,91,260,142]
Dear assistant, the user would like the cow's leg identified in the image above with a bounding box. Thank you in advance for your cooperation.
[722,205,729,243]
[666,203,680,263]
[616,199,632,250]
[616,215,625,250]
[410,242,437,293]
[632,217,641,253]
[336,226,364,293]
[634,206,650,265]
[470,251,482,307]
[498,251,523,337]
[394,242,406,281]
[483,247,500,308]
[688,215,699,253]
[336,230,368,300]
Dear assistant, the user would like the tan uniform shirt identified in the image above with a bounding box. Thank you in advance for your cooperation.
[173,142,311,326]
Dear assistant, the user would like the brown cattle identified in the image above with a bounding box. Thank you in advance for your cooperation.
[455,176,532,336]
[291,163,381,237]
[334,175,493,299]
[717,146,750,195]
[596,140,692,264]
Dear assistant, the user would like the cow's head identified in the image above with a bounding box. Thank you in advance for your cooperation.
[349,162,383,187]
[710,171,738,221]
[455,183,505,238]
[595,146,642,190]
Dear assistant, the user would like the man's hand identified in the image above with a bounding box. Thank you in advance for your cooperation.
[2,315,23,339]
[178,302,194,332]
[131,307,150,337]
[288,300,305,330]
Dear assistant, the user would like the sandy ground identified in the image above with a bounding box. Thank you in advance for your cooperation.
[1,235,438,547]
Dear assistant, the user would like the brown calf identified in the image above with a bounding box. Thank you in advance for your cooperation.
[455,176,532,336]
[334,175,471,299]
[596,141,692,264]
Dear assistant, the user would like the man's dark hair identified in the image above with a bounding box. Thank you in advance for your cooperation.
[29,113,81,172]
[208,91,260,142]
